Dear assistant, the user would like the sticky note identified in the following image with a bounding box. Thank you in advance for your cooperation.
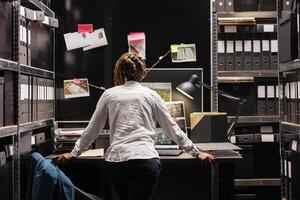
[78,24,94,33]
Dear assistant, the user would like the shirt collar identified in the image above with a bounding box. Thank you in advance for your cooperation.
[124,80,141,87]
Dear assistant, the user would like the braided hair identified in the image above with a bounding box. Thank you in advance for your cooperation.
[114,53,147,86]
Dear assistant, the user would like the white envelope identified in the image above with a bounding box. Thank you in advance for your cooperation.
[64,32,91,51]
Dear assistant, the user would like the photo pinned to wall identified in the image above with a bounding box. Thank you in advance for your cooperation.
[155,101,187,145]
[141,82,172,102]
[170,43,197,63]
[63,27,108,51]
[64,78,90,99]
[128,32,146,59]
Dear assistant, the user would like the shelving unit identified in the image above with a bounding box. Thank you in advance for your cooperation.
[228,115,279,123]
[218,70,278,78]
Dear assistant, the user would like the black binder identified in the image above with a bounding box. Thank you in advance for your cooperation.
[235,40,243,70]
[0,1,13,61]
[0,78,3,127]
[27,22,32,66]
[218,40,226,71]
[20,75,30,124]
[19,17,27,65]
[261,37,271,70]
[258,0,276,11]
[270,39,278,70]
[216,0,226,12]
[257,85,266,115]
[226,36,235,71]
[32,77,38,121]
[225,0,234,11]
[234,0,258,11]
[4,71,15,126]
[285,82,291,122]
[243,34,253,71]
[252,35,262,70]
[266,85,275,116]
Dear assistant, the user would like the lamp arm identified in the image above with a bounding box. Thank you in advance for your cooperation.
[195,81,240,101]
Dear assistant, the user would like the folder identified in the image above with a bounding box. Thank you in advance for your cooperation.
[19,18,27,65]
[0,78,3,127]
[285,83,291,122]
[252,38,262,70]
[257,85,266,115]
[290,82,297,123]
[243,34,253,71]
[216,0,226,12]
[262,39,271,70]
[275,85,279,116]
[235,40,243,70]
[37,78,44,121]
[225,0,234,11]
[266,85,275,116]
[218,40,226,71]
[28,76,32,122]
[4,71,16,126]
[270,40,278,70]
[20,75,30,124]
[226,37,235,71]
[27,22,31,66]
[32,77,38,121]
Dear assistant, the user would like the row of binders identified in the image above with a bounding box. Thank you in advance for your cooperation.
[216,0,277,12]
[282,141,300,200]
[218,34,278,71]
[257,83,279,116]
[281,72,300,124]
[20,74,55,124]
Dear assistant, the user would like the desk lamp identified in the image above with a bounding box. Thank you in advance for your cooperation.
[176,74,247,141]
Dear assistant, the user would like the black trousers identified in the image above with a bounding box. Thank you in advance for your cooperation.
[106,158,162,200]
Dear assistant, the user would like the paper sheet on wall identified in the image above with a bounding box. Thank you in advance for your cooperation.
[83,28,108,51]
[128,32,146,59]
[170,43,197,63]
[64,78,90,99]
[64,32,91,51]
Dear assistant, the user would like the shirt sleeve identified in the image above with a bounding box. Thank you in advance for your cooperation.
[152,93,199,157]
[71,91,108,157]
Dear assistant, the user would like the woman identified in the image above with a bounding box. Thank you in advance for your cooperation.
[58,53,214,200]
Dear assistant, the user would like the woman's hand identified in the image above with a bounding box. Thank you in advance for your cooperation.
[196,152,215,163]
[54,152,73,164]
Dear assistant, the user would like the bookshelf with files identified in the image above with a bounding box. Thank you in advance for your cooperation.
[0,1,58,199]
[212,0,281,199]
[278,0,300,199]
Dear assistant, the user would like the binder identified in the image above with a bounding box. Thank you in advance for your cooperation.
[234,0,258,11]
[19,17,27,65]
[285,83,291,122]
[32,77,38,121]
[270,40,278,70]
[243,34,253,71]
[37,78,44,121]
[216,0,226,12]
[266,85,275,116]
[298,81,300,124]
[0,78,3,127]
[257,85,266,115]
[225,0,234,12]
[290,82,297,123]
[226,37,235,71]
[218,40,226,71]
[275,85,279,116]
[20,75,30,124]
[252,37,262,70]
[261,38,271,70]
[27,22,32,66]
[258,0,276,11]
[234,40,243,70]
[28,76,32,122]
[4,71,15,126]
[46,79,55,119]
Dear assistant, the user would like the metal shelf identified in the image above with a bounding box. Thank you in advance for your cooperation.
[228,116,279,123]
[21,0,54,17]
[218,70,278,78]
[217,11,277,23]
[0,58,54,79]
[0,119,54,139]
[20,64,54,79]
[234,178,281,186]
[0,125,18,139]
[280,59,300,73]
[0,58,19,71]
[281,121,300,133]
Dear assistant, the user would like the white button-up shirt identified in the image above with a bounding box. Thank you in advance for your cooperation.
[71,81,199,162]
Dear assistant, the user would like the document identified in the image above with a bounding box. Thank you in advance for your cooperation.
[83,28,108,51]
[128,32,146,59]
[170,43,197,63]
[64,32,91,51]
[79,149,104,157]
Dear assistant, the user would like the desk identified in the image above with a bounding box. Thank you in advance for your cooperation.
[57,152,241,200]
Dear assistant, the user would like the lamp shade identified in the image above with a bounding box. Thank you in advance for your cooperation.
[176,74,200,99]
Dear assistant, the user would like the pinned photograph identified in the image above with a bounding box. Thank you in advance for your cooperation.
[170,43,197,63]
[141,82,172,102]
[63,32,91,51]
[83,28,108,51]
[64,78,90,99]
[128,32,146,59]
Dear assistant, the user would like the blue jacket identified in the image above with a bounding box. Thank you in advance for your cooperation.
[27,152,75,200]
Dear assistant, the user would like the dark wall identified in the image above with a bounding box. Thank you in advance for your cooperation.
[53,0,210,121]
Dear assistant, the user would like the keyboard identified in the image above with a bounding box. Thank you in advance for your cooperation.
[156,149,183,156]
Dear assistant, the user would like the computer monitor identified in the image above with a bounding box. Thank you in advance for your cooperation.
[143,68,203,128]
